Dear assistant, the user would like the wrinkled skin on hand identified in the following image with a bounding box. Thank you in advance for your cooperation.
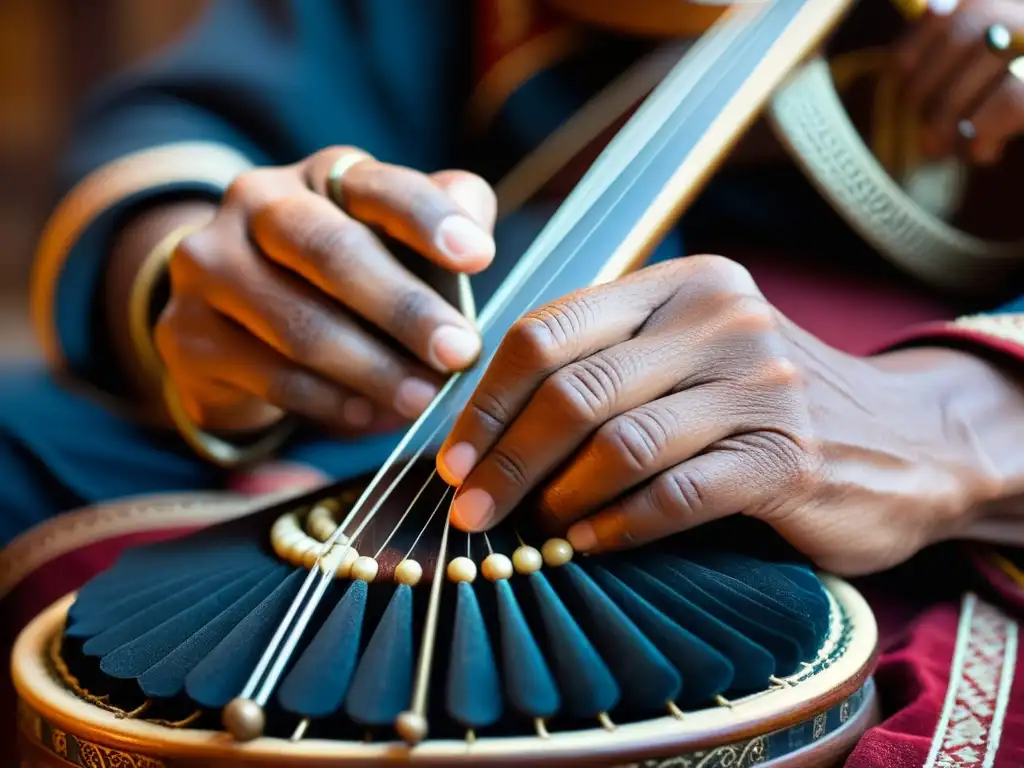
[155,147,497,435]
[439,256,994,576]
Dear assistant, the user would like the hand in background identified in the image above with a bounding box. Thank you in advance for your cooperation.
[892,0,1024,164]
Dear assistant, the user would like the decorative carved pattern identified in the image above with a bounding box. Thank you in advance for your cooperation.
[630,736,768,767]
[18,703,166,767]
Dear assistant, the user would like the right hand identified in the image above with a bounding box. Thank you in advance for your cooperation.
[154,147,497,435]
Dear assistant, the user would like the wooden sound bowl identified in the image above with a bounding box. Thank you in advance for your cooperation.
[14,575,878,767]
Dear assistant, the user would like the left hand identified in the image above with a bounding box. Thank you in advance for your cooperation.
[437,257,991,576]
[892,0,1024,164]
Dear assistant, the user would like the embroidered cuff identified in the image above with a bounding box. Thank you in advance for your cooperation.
[879,312,1024,365]
[31,141,255,384]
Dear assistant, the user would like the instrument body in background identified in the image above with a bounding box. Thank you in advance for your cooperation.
[8,1,905,766]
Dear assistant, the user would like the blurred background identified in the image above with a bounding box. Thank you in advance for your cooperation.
[0,0,207,361]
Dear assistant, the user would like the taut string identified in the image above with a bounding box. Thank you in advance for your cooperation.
[223,0,827,741]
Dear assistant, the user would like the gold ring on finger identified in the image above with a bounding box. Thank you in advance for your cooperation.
[327,151,372,209]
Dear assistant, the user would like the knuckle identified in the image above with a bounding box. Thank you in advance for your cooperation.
[506,301,587,370]
[596,410,668,473]
[687,254,757,292]
[469,391,512,432]
[311,145,361,166]
[747,431,821,495]
[278,307,331,363]
[170,231,217,282]
[749,355,801,389]
[300,218,366,274]
[389,288,437,339]
[224,171,269,208]
[720,294,776,334]
[267,371,317,411]
[490,445,532,489]
[650,470,706,525]
[541,355,625,424]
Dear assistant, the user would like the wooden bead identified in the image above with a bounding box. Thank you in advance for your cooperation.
[350,556,379,583]
[321,545,358,578]
[395,710,428,745]
[222,697,265,742]
[541,538,574,567]
[301,543,327,570]
[512,545,543,575]
[394,559,423,586]
[446,556,477,583]
[289,537,317,561]
[481,553,513,582]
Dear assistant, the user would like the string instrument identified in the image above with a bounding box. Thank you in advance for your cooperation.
[13,2,889,766]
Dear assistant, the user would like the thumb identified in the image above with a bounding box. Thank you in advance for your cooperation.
[432,170,498,232]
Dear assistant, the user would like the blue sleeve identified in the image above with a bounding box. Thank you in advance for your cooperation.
[35,0,466,393]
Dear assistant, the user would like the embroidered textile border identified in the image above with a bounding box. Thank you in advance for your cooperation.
[923,593,1019,768]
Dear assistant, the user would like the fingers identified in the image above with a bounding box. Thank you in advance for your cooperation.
[892,8,955,84]
[967,73,1024,163]
[440,256,773,533]
[898,8,982,115]
[171,229,442,419]
[156,298,390,434]
[446,333,705,532]
[922,41,1007,155]
[304,149,497,274]
[431,170,498,231]
[564,431,807,554]
[250,193,482,373]
[437,262,690,489]
[539,380,792,532]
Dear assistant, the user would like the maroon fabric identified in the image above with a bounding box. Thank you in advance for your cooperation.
[1,526,200,754]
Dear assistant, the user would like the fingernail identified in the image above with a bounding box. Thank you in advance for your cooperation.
[394,378,438,419]
[451,488,495,531]
[567,522,598,552]
[435,215,495,266]
[439,442,478,485]
[343,397,373,427]
[446,178,496,228]
[430,325,481,370]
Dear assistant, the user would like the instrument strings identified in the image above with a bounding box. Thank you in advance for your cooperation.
[225,0,789,743]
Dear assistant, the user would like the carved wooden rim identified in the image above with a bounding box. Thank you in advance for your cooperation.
[13,576,877,766]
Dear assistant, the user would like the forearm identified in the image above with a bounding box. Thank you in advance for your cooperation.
[104,200,217,408]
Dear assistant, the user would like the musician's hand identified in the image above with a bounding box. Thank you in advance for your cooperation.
[438,256,995,576]
[155,148,495,434]
[892,0,1024,164]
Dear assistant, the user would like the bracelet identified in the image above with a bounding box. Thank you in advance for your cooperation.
[127,224,296,468]
[127,224,199,388]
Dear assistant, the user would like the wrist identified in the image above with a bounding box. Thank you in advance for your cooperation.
[873,346,1024,537]
[105,200,217,406]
